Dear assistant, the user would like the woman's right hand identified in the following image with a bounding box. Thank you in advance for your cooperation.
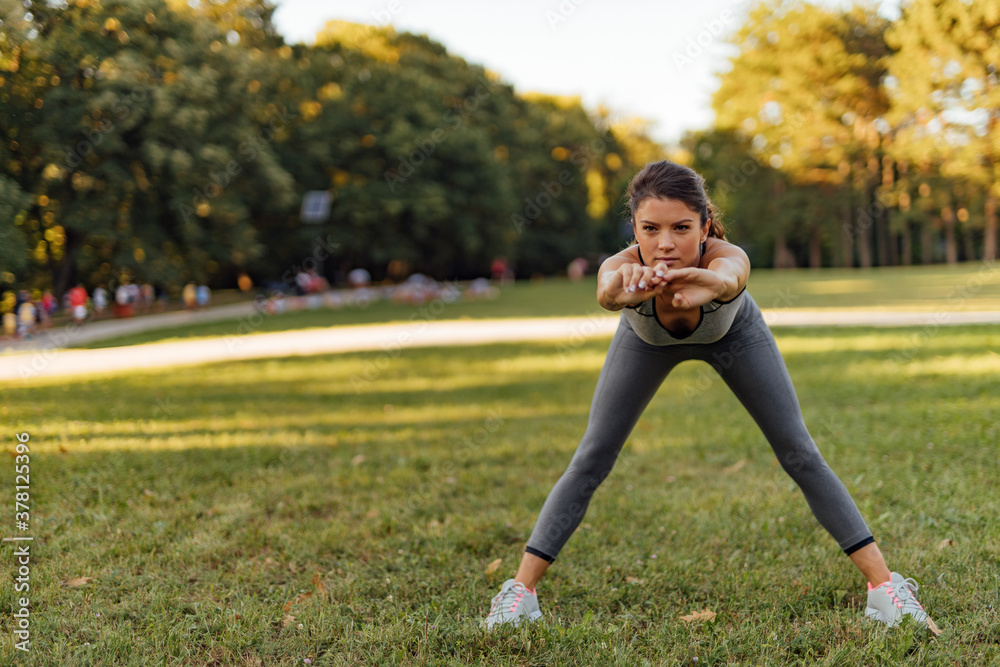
[601,262,668,309]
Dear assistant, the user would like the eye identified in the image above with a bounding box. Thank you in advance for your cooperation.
[642,224,657,232]
[675,224,689,231]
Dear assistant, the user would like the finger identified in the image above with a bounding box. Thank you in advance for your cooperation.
[636,266,658,291]
[662,267,697,284]
[619,264,641,293]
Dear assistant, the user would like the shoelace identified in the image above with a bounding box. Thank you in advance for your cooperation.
[490,583,528,616]
[893,577,925,612]
[874,578,924,612]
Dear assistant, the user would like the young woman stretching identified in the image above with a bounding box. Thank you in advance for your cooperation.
[485,160,937,634]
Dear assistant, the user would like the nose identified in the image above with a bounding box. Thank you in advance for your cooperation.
[657,231,675,250]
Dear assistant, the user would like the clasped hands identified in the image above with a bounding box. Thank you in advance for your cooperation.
[613,261,726,310]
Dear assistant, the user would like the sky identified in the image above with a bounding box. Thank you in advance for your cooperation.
[271,0,901,146]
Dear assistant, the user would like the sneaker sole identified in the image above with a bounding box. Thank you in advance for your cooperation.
[865,608,894,625]
[865,608,941,637]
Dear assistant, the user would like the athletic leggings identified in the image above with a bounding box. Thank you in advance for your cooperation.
[525,293,874,563]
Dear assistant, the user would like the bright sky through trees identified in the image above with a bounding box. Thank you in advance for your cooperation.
[271,0,902,144]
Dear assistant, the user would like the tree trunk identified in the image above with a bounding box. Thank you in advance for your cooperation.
[51,228,80,300]
[841,199,854,268]
[858,210,873,268]
[961,217,976,262]
[876,212,890,266]
[809,227,822,268]
[921,220,935,264]
[900,221,912,265]
[985,193,998,262]
[773,232,796,269]
[881,156,897,265]
[942,206,958,264]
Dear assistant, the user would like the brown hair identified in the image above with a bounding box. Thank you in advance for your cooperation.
[626,160,725,240]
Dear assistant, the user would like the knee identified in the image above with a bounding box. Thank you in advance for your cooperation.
[778,444,826,479]
[567,439,620,483]
[565,457,613,497]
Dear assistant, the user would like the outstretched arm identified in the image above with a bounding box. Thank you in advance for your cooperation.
[596,245,668,311]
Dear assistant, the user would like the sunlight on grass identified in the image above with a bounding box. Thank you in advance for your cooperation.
[798,279,879,294]
[4,326,999,664]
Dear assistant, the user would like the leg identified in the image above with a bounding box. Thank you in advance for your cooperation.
[522,319,687,573]
[849,542,892,588]
[513,551,550,590]
[701,305,874,555]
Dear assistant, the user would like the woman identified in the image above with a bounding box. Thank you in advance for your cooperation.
[485,160,937,633]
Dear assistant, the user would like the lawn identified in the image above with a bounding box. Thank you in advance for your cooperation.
[2,323,998,665]
[75,261,1000,349]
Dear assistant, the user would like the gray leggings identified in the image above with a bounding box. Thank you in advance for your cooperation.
[525,293,874,562]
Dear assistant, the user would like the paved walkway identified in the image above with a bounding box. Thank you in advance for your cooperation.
[1,304,998,382]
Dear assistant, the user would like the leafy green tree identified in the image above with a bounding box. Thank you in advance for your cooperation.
[0,176,32,282]
[2,0,296,296]
[714,0,892,267]
[886,0,1000,261]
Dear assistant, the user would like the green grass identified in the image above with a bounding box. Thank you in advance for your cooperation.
[2,324,998,664]
[75,262,1000,350]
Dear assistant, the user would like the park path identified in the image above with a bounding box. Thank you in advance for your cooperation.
[2,305,999,382]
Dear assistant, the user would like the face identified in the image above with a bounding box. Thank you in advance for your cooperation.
[633,197,708,269]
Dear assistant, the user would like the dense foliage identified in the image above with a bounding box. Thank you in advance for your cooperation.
[2,0,997,299]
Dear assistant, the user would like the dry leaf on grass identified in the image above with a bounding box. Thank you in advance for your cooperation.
[282,615,296,627]
[679,609,716,623]
[64,577,94,587]
[282,592,312,612]
[484,558,502,574]
[723,459,747,473]
[927,617,942,637]
[312,573,325,594]
[351,455,365,466]
[938,538,954,550]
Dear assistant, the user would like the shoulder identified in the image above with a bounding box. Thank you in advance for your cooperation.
[612,244,641,263]
[598,244,642,274]
[701,237,749,268]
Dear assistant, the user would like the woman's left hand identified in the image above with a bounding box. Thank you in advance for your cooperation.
[655,267,726,309]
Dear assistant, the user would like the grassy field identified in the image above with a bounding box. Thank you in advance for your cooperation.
[2,322,998,664]
[75,262,1000,349]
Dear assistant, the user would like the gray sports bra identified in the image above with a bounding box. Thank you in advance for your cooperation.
[620,246,747,345]
[621,287,746,346]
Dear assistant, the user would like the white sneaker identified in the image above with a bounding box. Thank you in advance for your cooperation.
[865,572,940,635]
[485,579,542,630]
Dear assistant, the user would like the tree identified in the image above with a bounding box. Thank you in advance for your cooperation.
[2,0,296,296]
[714,0,892,268]
[886,0,1000,261]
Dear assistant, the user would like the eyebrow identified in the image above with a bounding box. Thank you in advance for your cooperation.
[639,218,694,224]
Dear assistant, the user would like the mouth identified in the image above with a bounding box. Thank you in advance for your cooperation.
[656,257,680,263]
